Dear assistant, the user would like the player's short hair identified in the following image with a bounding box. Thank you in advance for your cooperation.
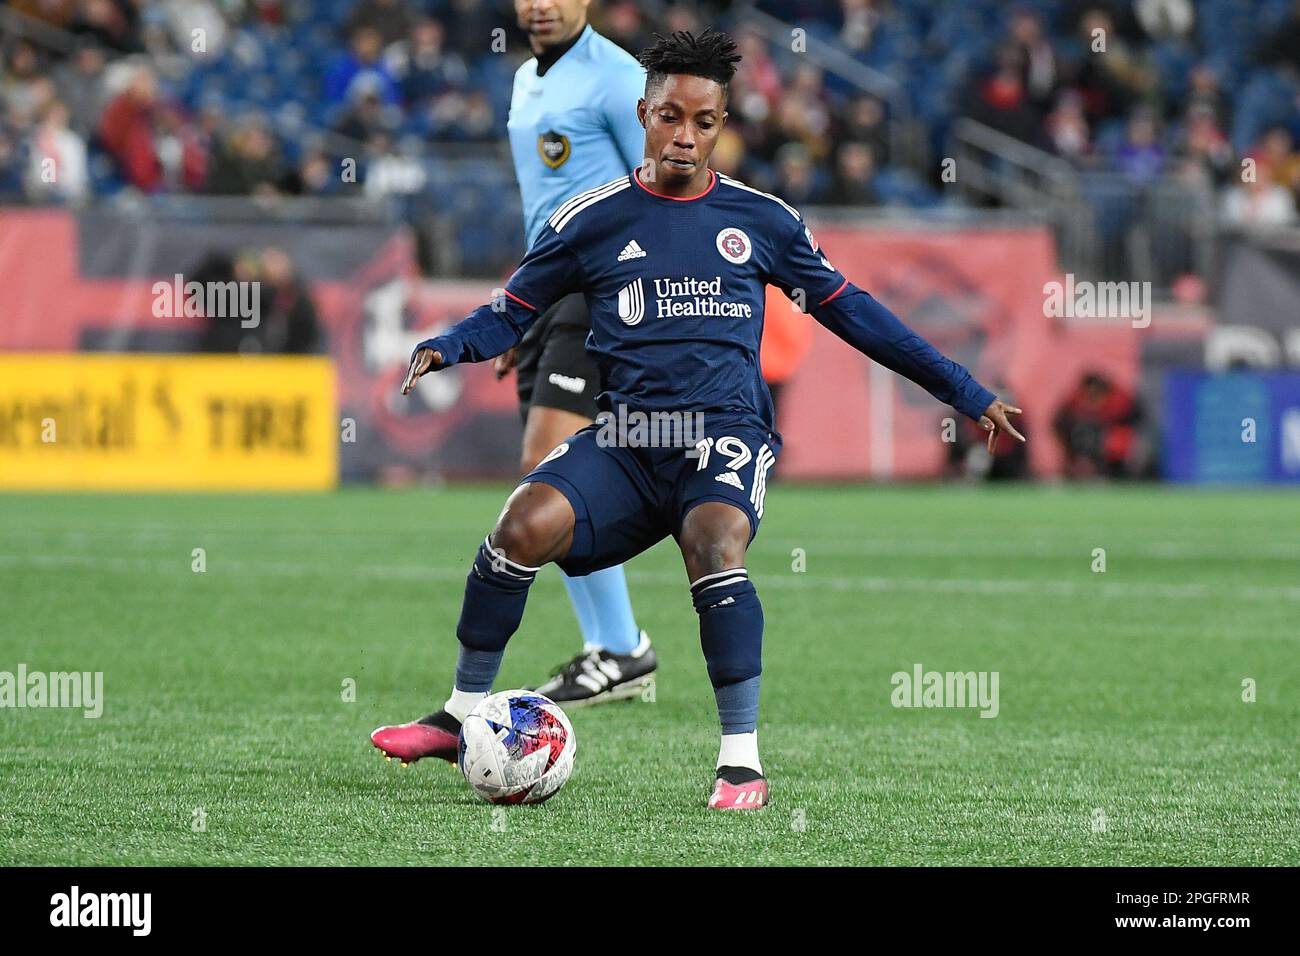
[638,29,742,104]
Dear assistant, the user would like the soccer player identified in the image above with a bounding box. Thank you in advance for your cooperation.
[372,30,1024,809]
[499,0,658,705]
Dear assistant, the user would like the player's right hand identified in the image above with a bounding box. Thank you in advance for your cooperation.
[493,347,518,380]
[401,347,442,395]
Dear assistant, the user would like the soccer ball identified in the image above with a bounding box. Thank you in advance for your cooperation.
[458,690,576,804]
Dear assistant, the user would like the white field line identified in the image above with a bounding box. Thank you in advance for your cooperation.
[4,528,1300,560]
[2,552,1299,603]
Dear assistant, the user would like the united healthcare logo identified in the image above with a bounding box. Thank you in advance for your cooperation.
[617,277,646,326]
[616,275,753,326]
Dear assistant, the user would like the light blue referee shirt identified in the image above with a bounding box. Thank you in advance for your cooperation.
[507,25,647,249]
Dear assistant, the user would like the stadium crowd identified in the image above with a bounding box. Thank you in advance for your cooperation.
[2,1,1299,218]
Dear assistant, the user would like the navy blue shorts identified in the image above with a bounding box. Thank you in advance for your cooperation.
[522,415,781,577]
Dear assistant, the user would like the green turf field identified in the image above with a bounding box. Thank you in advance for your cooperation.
[1,485,1297,866]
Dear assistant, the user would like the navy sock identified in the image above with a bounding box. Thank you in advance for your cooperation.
[714,677,761,736]
[454,539,539,686]
[691,568,763,734]
[454,647,503,694]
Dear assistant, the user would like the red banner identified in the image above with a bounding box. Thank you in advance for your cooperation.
[0,208,1142,480]
[778,225,1141,478]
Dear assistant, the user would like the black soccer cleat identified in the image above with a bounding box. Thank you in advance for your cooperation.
[532,631,657,706]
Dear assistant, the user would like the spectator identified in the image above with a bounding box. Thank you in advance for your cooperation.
[248,0,287,27]
[325,27,400,107]
[280,146,341,197]
[363,133,427,199]
[335,83,394,142]
[24,98,88,203]
[773,142,827,206]
[156,103,208,191]
[709,127,746,178]
[839,0,882,54]
[385,18,469,106]
[1009,6,1058,110]
[663,3,702,38]
[945,384,1030,481]
[436,89,497,143]
[198,247,324,355]
[1046,90,1093,161]
[8,0,78,29]
[1133,0,1195,42]
[69,0,142,53]
[97,65,164,191]
[1220,160,1298,228]
[54,40,110,139]
[206,114,283,196]
[758,91,832,168]
[835,94,889,166]
[1255,0,1300,71]
[257,247,326,354]
[825,140,879,205]
[2,41,50,127]
[346,0,415,47]
[153,0,229,60]
[1175,104,1233,185]
[965,43,1042,146]
[1062,7,1157,126]
[0,121,23,198]
[731,27,782,122]
[442,0,516,61]
[1252,127,1300,197]
[600,1,654,57]
[1113,110,1165,183]
[1053,372,1142,479]
[1183,64,1230,131]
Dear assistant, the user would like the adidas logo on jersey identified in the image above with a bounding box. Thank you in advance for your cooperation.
[714,471,745,490]
[617,240,647,261]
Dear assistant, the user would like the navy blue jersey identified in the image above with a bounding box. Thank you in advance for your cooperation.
[417,170,995,430]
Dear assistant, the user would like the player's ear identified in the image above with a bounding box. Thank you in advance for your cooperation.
[637,98,647,128]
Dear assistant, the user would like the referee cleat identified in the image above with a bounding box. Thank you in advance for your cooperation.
[532,631,657,706]
[370,710,461,765]
[708,766,769,810]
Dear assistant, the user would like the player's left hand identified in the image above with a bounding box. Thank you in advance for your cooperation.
[978,399,1025,453]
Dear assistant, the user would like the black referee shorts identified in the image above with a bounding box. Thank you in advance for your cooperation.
[514,292,602,422]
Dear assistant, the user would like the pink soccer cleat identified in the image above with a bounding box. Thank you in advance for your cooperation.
[707,766,769,810]
[370,710,461,767]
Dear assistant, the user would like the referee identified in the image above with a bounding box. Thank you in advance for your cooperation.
[494,0,656,705]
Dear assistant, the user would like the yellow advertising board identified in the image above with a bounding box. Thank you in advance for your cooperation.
[0,354,337,490]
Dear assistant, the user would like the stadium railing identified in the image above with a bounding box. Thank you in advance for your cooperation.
[951,117,1219,295]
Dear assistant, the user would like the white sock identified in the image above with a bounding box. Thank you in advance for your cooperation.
[444,688,487,724]
[717,731,762,774]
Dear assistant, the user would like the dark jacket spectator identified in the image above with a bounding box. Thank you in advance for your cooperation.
[206,117,283,196]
